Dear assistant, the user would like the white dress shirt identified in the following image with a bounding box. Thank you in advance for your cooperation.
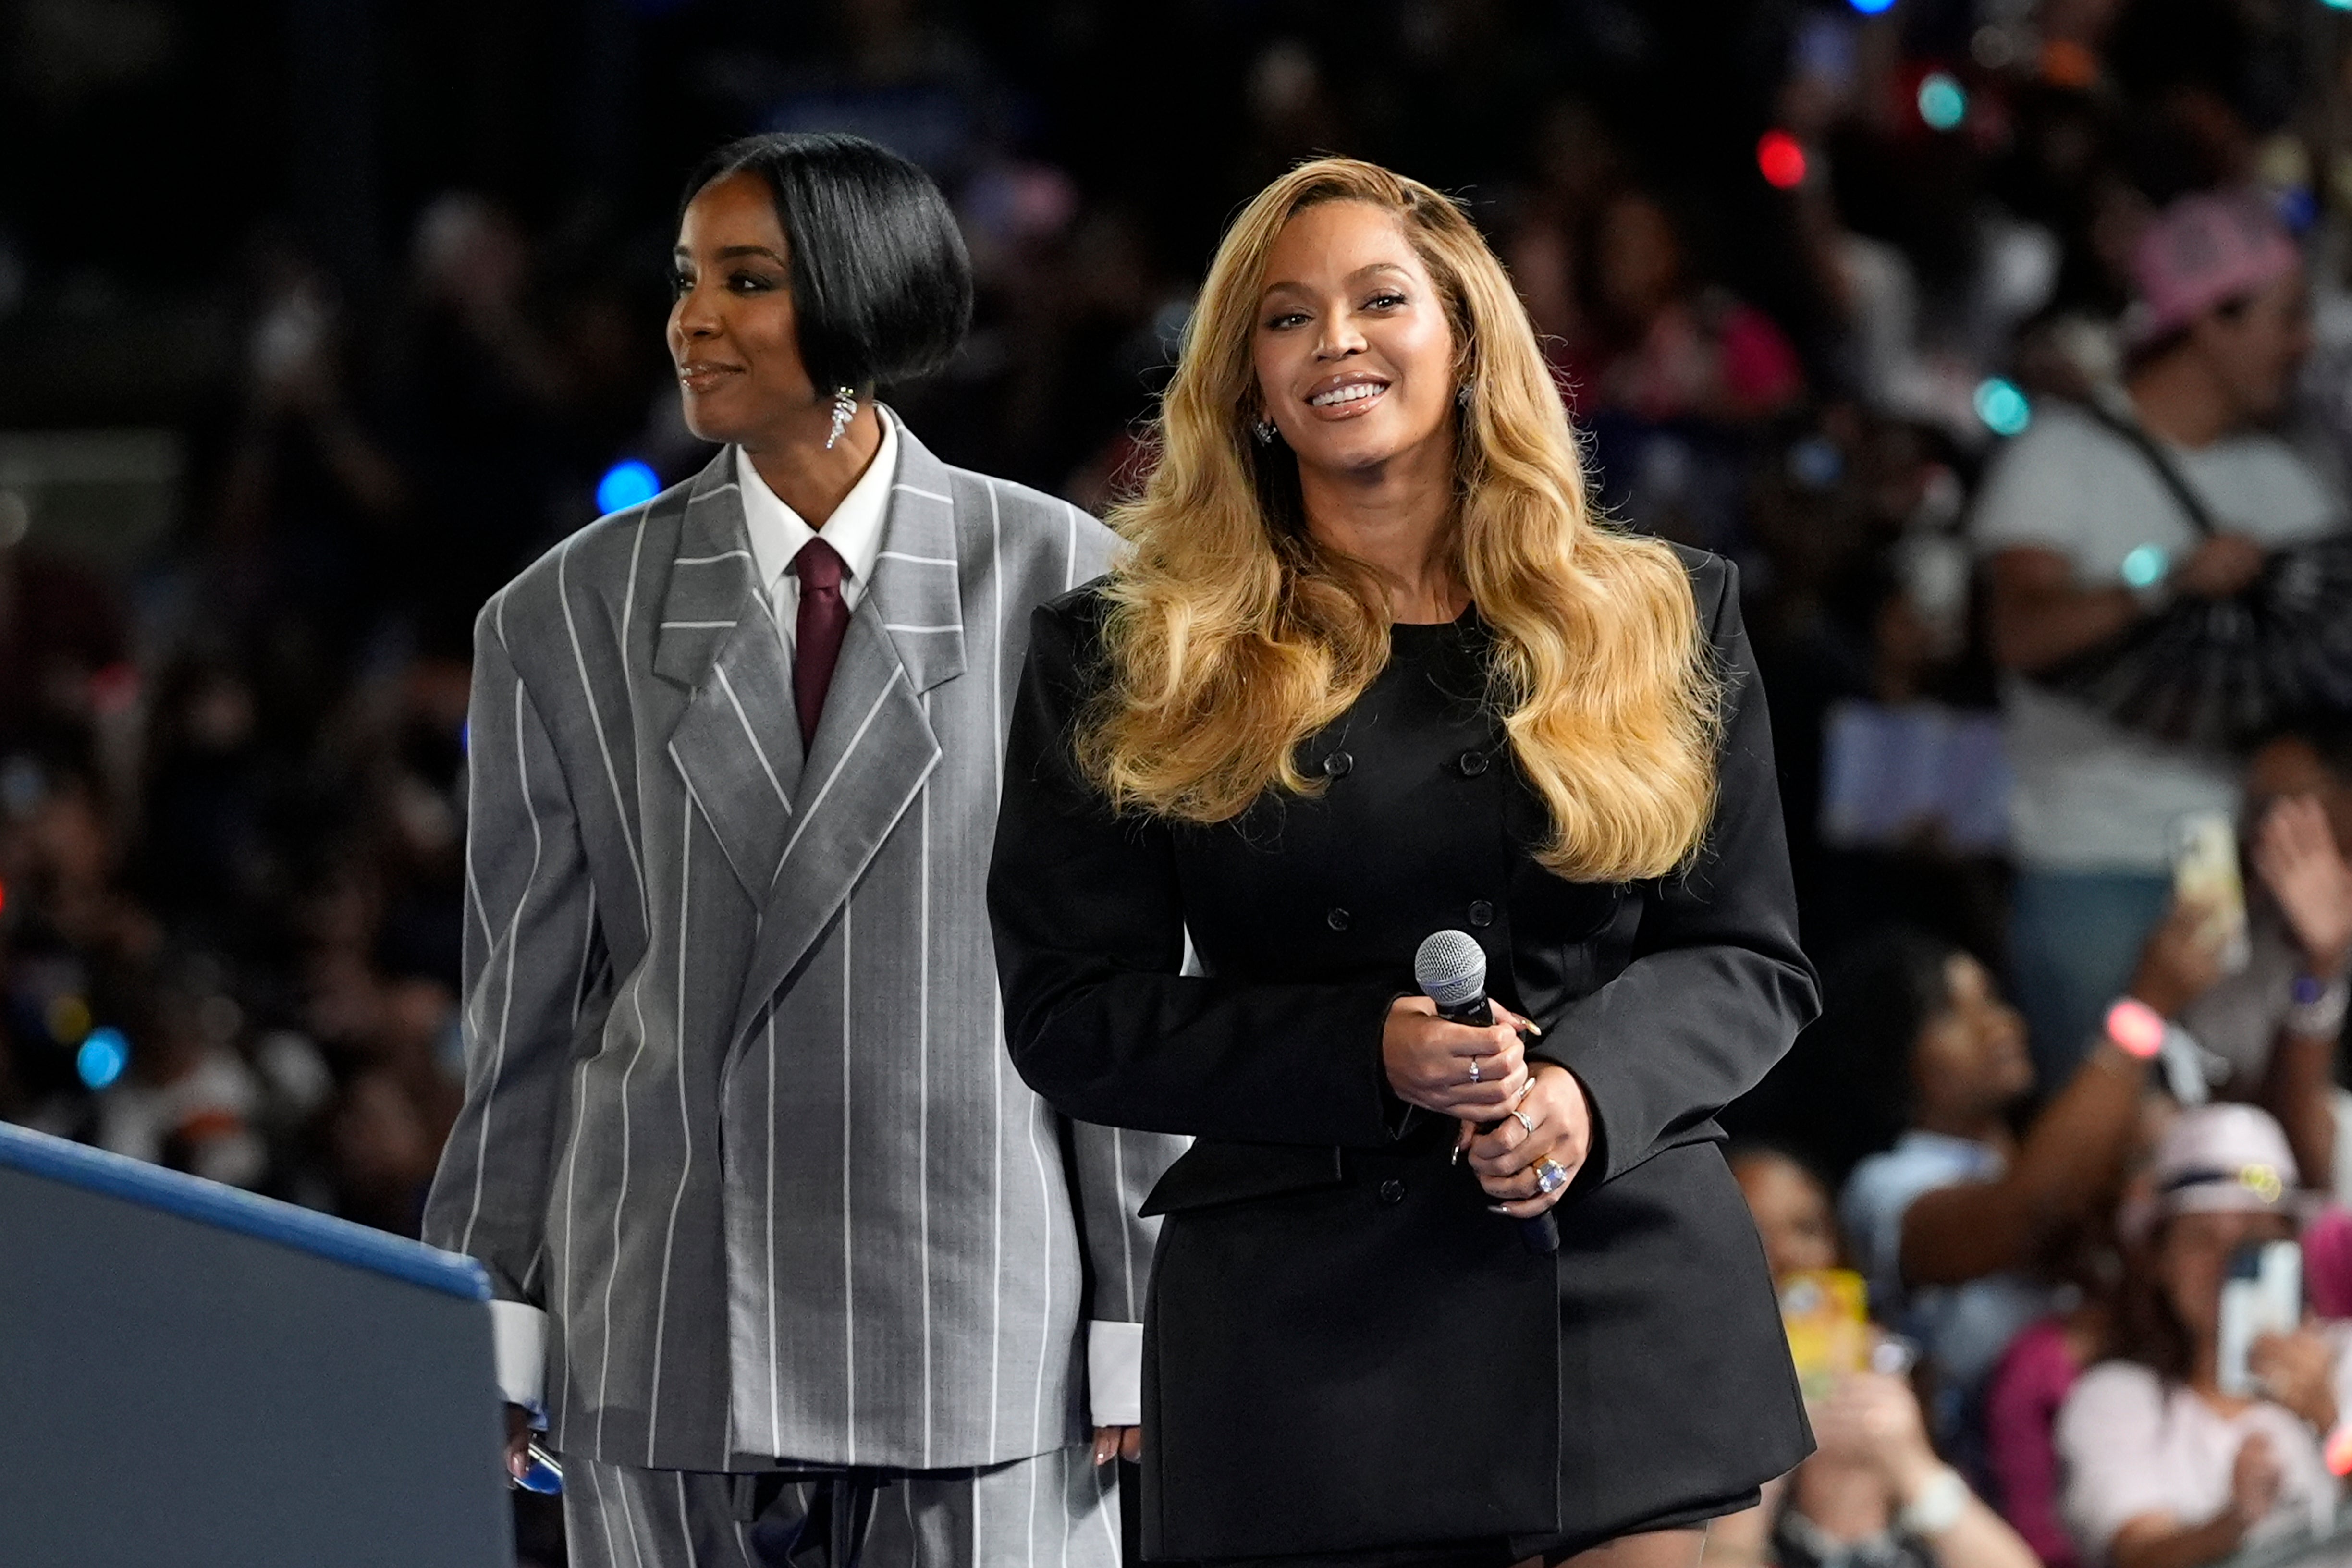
[489,402,1144,1434]
[737,404,899,661]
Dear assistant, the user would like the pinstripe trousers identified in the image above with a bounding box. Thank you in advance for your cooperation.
[562,1446,1122,1568]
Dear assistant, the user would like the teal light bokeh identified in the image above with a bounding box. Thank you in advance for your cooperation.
[1973,378,2032,436]
[1918,73,1968,131]
[2121,544,2169,589]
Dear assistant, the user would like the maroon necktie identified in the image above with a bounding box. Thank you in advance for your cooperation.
[792,537,850,749]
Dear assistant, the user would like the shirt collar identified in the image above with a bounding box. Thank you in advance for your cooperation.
[734,404,901,601]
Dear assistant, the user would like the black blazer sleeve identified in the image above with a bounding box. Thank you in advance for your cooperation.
[1530,558,1820,1182]
[989,594,1405,1149]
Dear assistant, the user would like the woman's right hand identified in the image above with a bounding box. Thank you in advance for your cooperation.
[1810,1371,1939,1493]
[2175,534,2267,600]
[504,1403,536,1483]
[2230,1432,2282,1530]
[2127,900,2227,1019]
[2249,1328,2340,1433]
[2253,795,2352,979]
[1381,995,1528,1119]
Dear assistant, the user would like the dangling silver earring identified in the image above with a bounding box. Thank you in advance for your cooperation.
[1252,416,1277,445]
[1456,382,1474,408]
[826,386,858,450]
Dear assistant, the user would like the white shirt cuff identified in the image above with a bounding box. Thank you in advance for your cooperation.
[1088,1320,1143,1428]
[490,1300,548,1418]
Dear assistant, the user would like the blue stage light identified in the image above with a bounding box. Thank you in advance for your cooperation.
[1974,378,2031,437]
[1850,0,1897,13]
[596,460,661,515]
[77,1028,128,1090]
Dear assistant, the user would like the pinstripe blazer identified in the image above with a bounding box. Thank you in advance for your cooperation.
[421,422,1184,1473]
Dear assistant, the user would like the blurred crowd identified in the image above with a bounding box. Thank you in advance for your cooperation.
[13,0,2352,1565]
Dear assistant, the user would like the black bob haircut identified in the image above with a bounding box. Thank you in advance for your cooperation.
[677,132,972,392]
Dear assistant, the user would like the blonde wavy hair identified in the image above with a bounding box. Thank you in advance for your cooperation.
[1080,157,1721,882]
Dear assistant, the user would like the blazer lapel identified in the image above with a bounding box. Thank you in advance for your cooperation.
[726,423,967,1044]
[657,449,806,900]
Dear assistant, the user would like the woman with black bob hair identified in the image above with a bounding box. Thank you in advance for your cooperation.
[669,128,971,461]
[421,129,1183,1568]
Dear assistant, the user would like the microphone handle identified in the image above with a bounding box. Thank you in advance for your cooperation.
[1439,997,1562,1256]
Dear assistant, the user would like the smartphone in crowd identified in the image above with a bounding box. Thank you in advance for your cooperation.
[1779,1268,1870,1402]
[2171,809,2252,975]
[2217,1238,2302,1397]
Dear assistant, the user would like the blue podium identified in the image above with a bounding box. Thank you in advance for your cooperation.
[0,1119,514,1567]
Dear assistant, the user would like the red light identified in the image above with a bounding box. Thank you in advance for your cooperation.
[2104,999,2165,1061]
[1757,131,1807,190]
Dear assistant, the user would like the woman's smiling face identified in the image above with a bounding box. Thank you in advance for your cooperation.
[1250,199,1459,479]
[667,170,821,446]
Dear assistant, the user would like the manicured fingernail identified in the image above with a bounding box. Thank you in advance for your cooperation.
[1486,1204,1513,1214]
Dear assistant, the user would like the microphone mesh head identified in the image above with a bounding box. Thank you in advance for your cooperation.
[1414,929,1487,1010]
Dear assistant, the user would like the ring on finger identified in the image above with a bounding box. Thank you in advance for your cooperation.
[1532,1158,1570,1195]
[1468,1059,1482,1084]
[1511,1109,1536,1135]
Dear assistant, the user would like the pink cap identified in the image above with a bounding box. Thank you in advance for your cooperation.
[2127,189,2300,346]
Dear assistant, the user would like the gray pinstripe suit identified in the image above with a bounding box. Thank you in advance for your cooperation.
[422,422,1182,1560]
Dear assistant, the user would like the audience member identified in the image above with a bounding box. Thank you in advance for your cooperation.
[1734,1143,1844,1281]
[1980,1093,2183,1568]
[1777,923,2216,1462]
[1569,188,1805,558]
[1573,189,1806,428]
[2058,1104,2350,1568]
[2181,715,2352,1194]
[1714,1147,2045,1568]
[1975,188,2339,1082]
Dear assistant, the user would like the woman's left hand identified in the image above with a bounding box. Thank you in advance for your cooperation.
[2250,1327,2340,1433]
[2253,795,2352,979]
[1463,1061,1593,1218]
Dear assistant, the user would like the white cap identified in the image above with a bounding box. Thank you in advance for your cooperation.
[2124,1103,2301,1245]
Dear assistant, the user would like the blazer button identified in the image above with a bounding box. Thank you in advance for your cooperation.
[1326,907,1351,931]
[1322,749,1353,779]
[1378,1178,1407,1205]
[1468,900,1494,928]
[1457,749,1489,777]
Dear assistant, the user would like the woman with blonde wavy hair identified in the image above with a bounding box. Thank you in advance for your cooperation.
[989,157,1820,1568]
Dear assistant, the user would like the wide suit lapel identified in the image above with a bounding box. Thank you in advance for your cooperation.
[726,424,967,1045]
[657,450,807,900]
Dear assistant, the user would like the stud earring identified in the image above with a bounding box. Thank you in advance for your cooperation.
[1252,416,1277,445]
[826,386,858,450]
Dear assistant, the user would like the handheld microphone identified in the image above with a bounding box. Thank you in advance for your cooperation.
[1413,930,1561,1256]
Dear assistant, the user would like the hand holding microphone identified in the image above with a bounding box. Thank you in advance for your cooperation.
[1379,992,1530,1120]
[1401,931,1583,1254]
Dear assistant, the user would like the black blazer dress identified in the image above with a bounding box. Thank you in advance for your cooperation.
[988,549,1820,1563]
